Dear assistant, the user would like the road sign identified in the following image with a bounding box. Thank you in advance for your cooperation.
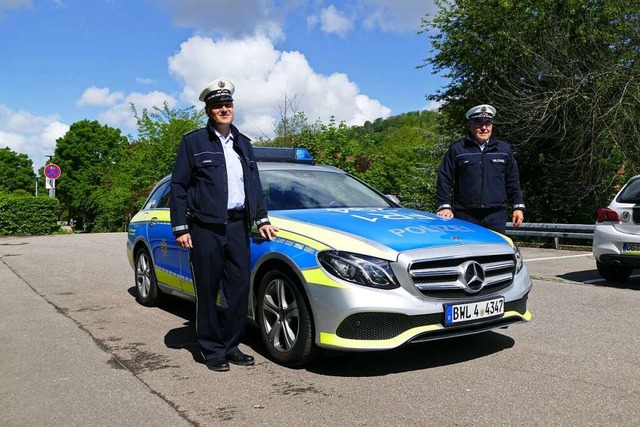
[45,163,61,180]
[45,178,55,189]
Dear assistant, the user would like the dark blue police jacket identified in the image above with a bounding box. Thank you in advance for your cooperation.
[436,135,525,212]
[169,121,270,236]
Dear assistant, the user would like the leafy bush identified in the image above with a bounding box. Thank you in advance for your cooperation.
[0,195,60,235]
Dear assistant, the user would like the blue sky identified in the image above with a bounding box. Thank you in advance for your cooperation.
[0,0,445,171]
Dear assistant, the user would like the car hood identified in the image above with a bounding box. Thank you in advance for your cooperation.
[270,207,508,258]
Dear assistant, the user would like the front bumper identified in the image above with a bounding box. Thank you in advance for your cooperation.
[305,265,532,351]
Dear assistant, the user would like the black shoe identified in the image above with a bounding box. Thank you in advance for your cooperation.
[205,358,230,372]
[226,350,255,366]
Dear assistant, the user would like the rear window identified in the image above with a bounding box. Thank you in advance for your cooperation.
[617,178,640,203]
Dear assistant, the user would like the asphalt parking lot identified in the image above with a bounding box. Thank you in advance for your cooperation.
[1,233,639,426]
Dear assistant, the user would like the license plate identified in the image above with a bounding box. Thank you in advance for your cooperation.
[444,297,504,325]
[622,242,640,253]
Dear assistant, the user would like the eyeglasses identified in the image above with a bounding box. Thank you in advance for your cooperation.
[209,102,234,110]
[470,120,492,128]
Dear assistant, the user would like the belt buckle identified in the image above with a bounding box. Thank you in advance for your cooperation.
[228,209,243,221]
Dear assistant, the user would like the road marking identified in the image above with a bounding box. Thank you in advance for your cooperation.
[524,253,592,262]
[584,274,640,284]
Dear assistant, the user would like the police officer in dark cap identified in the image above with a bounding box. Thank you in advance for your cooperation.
[436,104,525,234]
[170,78,278,372]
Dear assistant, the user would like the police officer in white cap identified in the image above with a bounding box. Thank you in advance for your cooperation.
[170,78,278,372]
[435,104,525,234]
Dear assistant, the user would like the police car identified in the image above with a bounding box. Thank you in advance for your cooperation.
[127,147,532,366]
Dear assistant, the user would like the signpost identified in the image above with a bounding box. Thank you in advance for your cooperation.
[44,163,61,197]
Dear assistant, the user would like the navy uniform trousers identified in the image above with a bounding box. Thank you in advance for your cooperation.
[188,216,250,361]
[456,208,508,234]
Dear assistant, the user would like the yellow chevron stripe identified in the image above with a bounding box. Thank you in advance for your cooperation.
[155,268,182,289]
[319,310,532,349]
[301,268,348,289]
[270,216,393,259]
[130,209,171,224]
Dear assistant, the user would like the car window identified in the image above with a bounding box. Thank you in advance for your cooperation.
[617,178,640,204]
[261,170,392,210]
[143,181,171,210]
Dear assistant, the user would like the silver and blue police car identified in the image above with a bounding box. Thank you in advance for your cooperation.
[127,147,532,366]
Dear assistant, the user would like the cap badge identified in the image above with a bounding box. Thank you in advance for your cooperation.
[218,81,226,88]
[481,106,487,112]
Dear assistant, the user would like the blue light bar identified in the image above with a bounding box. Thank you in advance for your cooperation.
[254,147,315,164]
[295,148,314,162]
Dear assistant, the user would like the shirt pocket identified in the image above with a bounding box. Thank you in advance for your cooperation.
[193,151,222,168]
[488,155,507,171]
[456,156,478,168]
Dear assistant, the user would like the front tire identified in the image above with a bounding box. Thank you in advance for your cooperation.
[596,260,632,282]
[135,247,161,306]
[257,270,316,367]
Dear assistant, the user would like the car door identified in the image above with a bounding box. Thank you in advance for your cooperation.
[145,181,186,292]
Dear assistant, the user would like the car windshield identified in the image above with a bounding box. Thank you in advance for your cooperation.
[617,178,640,204]
[261,169,393,210]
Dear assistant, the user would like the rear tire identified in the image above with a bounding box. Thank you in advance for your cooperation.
[596,260,632,282]
[135,247,161,306]
[257,270,317,367]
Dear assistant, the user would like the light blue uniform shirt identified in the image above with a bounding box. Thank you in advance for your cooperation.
[215,129,245,210]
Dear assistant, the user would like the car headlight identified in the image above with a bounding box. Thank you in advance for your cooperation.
[318,251,399,289]
[514,245,524,273]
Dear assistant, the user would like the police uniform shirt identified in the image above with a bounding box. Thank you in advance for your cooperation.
[214,128,245,210]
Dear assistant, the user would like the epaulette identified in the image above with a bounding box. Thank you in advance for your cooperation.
[182,129,199,137]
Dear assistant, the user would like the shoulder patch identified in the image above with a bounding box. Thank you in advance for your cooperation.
[183,129,199,137]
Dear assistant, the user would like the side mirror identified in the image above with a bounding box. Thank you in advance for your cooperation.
[386,194,401,205]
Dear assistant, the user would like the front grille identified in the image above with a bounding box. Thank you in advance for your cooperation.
[634,207,640,224]
[410,253,516,298]
[335,294,529,341]
[336,312,442,340]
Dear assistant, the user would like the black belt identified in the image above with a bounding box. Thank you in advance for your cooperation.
[227,209,246,222]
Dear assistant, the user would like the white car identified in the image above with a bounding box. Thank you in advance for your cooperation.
[593,175,640,281]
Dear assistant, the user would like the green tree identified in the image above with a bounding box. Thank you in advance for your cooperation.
[421,0,640,223]
[0,147,36,194]
[52,120,128,229]
[264,110,445,211]
[92,103,206,232]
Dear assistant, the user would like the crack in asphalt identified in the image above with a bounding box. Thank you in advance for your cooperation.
[0,256,198,427]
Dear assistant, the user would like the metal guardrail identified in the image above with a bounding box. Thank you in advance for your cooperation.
[505,223,595,249]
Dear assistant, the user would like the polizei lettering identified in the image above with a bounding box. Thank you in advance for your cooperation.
[326,208,434,223]
[388,224,473,237]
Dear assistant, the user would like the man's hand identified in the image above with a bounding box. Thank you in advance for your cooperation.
[436,208,454,219]
[512,209,524,228]
[259,224,279,241]
[176,233,193,249]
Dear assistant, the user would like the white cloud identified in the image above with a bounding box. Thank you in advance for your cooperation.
[149,1,436,37]
[0,104,69,170]
[424,100,442,111]
[167,35,390,139]
[136,77,156,85]
[152,0,292,41]
[314,5,353,37]
[358,0,437,34]
[77,86,125,107]
[98,91,178,131]
[0,0,32,16]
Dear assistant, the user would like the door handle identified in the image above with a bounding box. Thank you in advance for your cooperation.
[150,217,158,226]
